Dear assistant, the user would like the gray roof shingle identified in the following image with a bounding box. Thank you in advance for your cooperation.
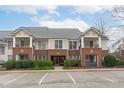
[0,31,12,39]
[23,27,81,39]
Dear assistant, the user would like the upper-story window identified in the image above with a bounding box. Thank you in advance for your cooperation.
[38,41,47,50]
[8,41,12,49]
[55,40,63,49]
[90,41,93,48]
[0,46,4,55]
[69,41,77,49]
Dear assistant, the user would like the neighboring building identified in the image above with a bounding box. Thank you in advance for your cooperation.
[0,27,108,67]
[112,39,124,60]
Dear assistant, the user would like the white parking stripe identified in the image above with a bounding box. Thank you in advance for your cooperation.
[66,72,76,84]
[95,74,115,82]
[38,73,48,85]
[3,73,27,86]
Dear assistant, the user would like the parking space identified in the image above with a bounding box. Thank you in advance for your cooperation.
[0,71,124,88]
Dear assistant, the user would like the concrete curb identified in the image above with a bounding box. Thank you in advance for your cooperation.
[0,68,124,73]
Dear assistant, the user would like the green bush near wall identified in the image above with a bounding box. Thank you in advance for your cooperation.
[21,60,33,68]
[15,60,22,69]
[64,59,81,67]
[5,59,54,70]
[33,60,54,70]
[103,54,117,67]
[5,60,15,69]
[117,60,124,66]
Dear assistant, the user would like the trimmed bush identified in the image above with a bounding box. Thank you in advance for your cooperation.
[117,60,124,66]
[15,60,22,69]
[39,60,53,67]
[64,59,80,67]
[21,60,33,68]
[103,54,117,67]
[33,60,54,70]
[5,60,15,69]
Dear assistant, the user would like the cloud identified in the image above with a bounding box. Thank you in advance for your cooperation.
[36,18,89,31]
[0,5,59,15]
[73,6,113,14]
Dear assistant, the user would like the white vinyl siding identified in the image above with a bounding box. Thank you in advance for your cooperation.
[8,41,12,49]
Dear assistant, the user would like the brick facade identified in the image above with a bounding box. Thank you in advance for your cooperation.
[81,48,102,67]
[13,48,33,60]
[48,49,68,59]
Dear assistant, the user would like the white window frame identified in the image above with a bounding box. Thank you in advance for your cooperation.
[69,40,77,50]
[55,40,63,49]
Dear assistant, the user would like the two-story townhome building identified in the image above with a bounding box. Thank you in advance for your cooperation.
[0,27,108,67]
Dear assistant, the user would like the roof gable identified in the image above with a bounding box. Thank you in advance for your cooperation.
[83,27,107,38]
[11,27,32,36]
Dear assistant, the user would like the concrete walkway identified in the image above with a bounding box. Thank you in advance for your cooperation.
[1,67,124,73]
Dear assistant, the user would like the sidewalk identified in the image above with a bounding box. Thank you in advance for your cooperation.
[1,67,124,73]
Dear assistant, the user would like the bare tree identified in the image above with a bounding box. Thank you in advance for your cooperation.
[94,18,109,34]
[113,6,124,20]
[112,6,124,27]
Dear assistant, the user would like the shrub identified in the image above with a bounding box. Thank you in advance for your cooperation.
[103,54,117,67]
[5,60,15,69]
[117,60,124,66]
[39,60,53,67]
[33,60,54,70]
[21,60,33,68]
[64,59,80,67]
[15,60,22,69]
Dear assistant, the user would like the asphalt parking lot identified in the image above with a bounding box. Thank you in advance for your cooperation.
[0,71,124,88]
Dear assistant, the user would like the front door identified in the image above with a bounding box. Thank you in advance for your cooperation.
[51,56,65,66]
[86,55,97,67]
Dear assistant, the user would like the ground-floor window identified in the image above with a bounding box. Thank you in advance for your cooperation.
[8,55,12,60]
[69,55,80,59]
[37,55,47,60]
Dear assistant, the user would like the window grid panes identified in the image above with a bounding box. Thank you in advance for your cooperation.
[55,40,63,49]
[69,41,77,49]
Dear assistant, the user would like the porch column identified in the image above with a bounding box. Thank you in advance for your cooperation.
[30,36,32,48]
[13,36,16,47]
[98,36,101,48]
[81,36,84,48]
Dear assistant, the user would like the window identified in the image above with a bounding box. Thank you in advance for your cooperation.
[0,46,4,54]
[8,41,12,49]
[69,41,77,49]
[69,55,80,59]
[39,55,47,60]
[38,41,47,50]
[55,40,63,49]
[8,55,12,60]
